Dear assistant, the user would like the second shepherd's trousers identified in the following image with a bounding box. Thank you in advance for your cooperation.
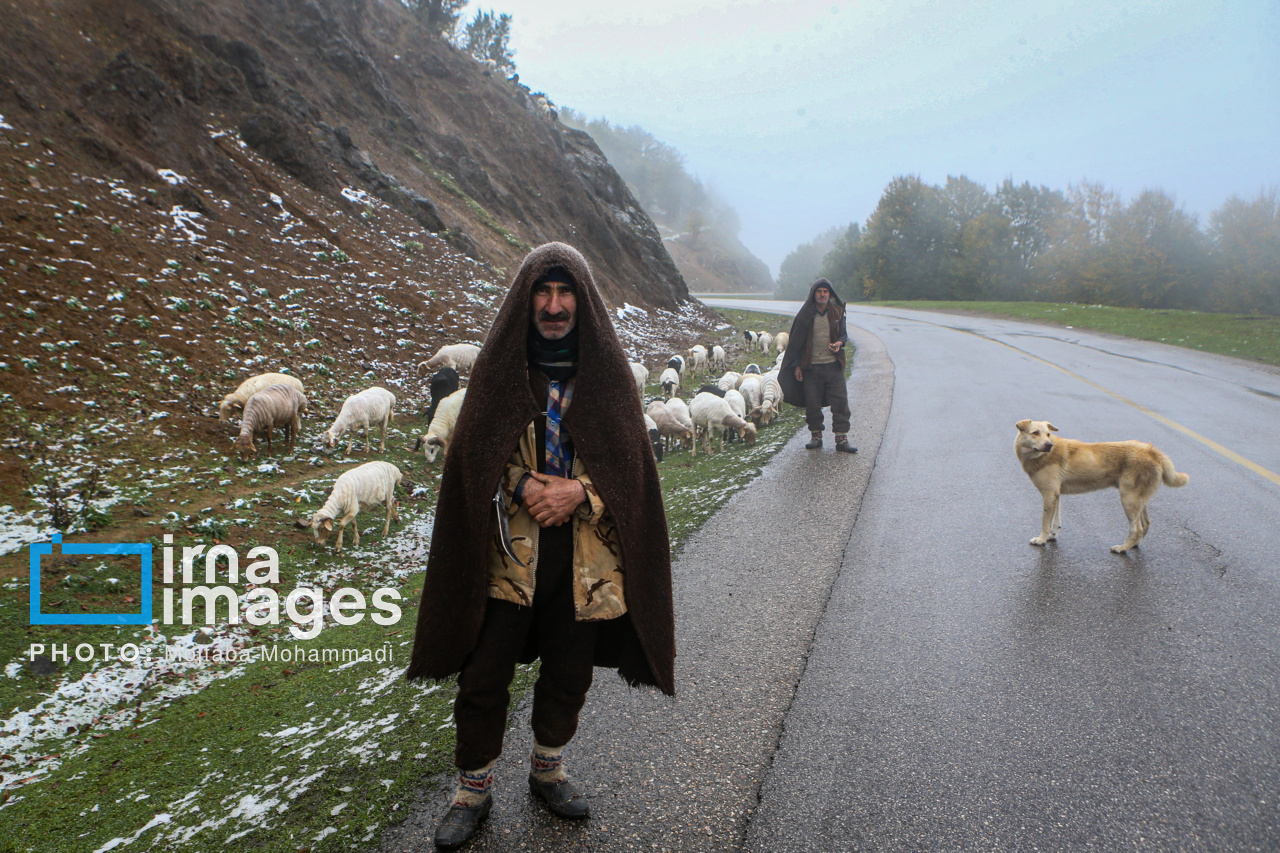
[453,522,600,770]
[803,360,852,434]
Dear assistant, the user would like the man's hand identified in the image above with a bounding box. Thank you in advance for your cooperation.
[794,366,804,382]
[524,472,587,527]
[828,340,844,353]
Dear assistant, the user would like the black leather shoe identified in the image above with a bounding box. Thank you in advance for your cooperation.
[805,437,823,450]
[835,441,858,454]
[434,796,492,849]
[528,774,590,819]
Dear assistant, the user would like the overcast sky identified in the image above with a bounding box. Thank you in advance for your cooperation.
[458,0,1279,277]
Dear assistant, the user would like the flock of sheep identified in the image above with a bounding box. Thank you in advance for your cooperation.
[213,327,789,555]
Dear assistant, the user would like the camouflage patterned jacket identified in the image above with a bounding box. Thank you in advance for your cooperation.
[487,409,626,621]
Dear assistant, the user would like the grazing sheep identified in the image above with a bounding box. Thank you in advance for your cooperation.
[323,387,396,454]
[629,362,649,404]
[711,345,727,370]
[752,372,784,426]
[219,372,304,422]
[742,363,762,376]
[717,371,742,392]
[412,388,466,463]
[739,374,764,413]
[688,345,708,372]
[425,367,460,424]
[696,384,726,398]
[646,400,693,454]
[664,397,697,456]
[233,383,307,458]
[417,343,481,377]
[759,332,774,355]
[690,392,757,454]
[774,350,786,368]
[659,366,682,400]
[724,388,747,420]
[643,412,664,462]
[775,332,789,354]
[304,460,402,554]
[744,330,758,350]
[667,354,685,377]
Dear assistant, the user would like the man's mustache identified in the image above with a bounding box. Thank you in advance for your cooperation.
[538,310,572,323]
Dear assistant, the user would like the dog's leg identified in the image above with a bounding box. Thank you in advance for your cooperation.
[1031,492,1059,546]
[1050,498,1063,538]
[1112,493,1146,553]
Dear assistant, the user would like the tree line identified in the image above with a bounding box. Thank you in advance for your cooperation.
[778,176,1280,315]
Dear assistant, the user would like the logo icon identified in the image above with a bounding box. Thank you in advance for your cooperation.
[29,534,153,625]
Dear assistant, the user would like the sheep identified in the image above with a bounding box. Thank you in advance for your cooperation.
[774,350,786,368]
[219,372,304,422]
[711,345,727,370]
[659,366,681,400]
[666,354,685,377]
[323,387,396,454]
[688,345,708,372]
[775,332,789,354]
[759,332,774,355]
[646,400,693,454]
[744,330,758,350]
[303,460,402,554]
[739,374,763,413]
[629,362,649,405]
[723,388,747,443]
[412,388,466,463]
[752,372,784,426]
[233,383,307,459]
[717,371,741,392]
[643,412,664,462]
[696,384,726,398]
[689,391,757,454]
[742,363,762,376]
[664,397,697,456]
[417,343,481,377]
[425,367,460,424]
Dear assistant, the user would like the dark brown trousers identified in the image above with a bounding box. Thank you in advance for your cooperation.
[453,523,600,770]
[803,360,852,434]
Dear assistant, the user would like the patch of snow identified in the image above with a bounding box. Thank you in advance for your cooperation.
[157,169,187,185]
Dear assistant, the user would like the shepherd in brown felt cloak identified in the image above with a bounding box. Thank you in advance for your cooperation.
[406,242,674,849]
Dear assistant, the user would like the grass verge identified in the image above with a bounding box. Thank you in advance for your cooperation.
[876,300,1280,369]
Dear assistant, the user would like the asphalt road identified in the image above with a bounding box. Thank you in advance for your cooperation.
[384,301,1280,852]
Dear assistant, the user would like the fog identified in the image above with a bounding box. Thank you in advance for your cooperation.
[457,0,1279,277]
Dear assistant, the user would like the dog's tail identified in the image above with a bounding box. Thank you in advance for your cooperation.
[1159,451,1190,488]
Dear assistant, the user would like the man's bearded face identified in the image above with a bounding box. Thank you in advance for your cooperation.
[532,280,577,340]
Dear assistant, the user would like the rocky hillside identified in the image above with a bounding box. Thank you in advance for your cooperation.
[666,230,775,293]
[0,0,719,449]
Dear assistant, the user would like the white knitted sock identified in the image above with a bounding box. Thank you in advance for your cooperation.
[530,741,567,783]
[452,759,496,807]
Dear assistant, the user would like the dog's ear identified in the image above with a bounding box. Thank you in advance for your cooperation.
[1046,422,1059,432]
[1015,419,1032,433]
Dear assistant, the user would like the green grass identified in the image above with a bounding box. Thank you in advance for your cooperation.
[876,300,1280,368]
[0,311,802,851]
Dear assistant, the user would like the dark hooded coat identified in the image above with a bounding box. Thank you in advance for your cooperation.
[778,278,848,408]
[406,242,675,695]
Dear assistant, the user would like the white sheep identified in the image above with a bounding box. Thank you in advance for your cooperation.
[717,371,741,392]
[219,372,304,422]
[752,372,784,426]
[689,391,757,454]
[759,332,774,355]
[711,345,727,370]
[659,366,681,400]
[688,345,708,372]
[233,383,308,458]
[739,374,763,413]
[744,330,758,351]
[305,461,402,554]
[664,397,697,456]
[775,332,789,353]
[412,388,466,463]
[629,362,649,404]
[323,387,396,454]
[645,400,693,453]
[417,343,481,377]
[724,388,746,420]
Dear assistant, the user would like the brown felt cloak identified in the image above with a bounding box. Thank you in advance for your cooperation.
[405,242,675,695]
[778,278,848,408]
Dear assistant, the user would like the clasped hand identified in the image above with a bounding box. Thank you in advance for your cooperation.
[522,472,586,527]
